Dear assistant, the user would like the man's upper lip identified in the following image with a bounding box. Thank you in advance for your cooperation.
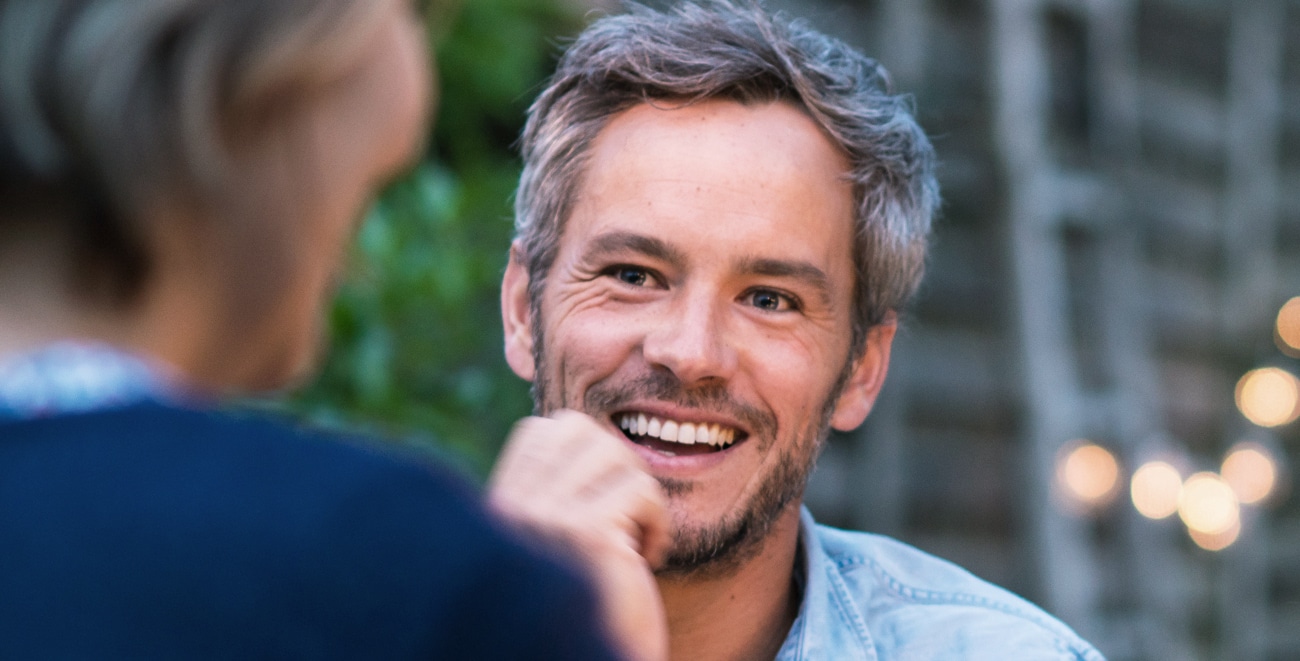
[609,401,748,435]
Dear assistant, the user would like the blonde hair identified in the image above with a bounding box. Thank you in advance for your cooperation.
[0,0,399,303]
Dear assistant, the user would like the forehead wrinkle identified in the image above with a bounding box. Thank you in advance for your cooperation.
[735,256,834,307]
[583,230,686,268]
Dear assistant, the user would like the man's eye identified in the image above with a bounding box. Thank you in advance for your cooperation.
[746,289,797,312]
[608,266,652,287]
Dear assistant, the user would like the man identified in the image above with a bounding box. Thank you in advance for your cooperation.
[495,1,1106,659]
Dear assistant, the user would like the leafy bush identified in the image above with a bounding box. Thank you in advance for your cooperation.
[287,0,588,477]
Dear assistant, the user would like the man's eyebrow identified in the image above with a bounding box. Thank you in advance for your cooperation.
[737,257,834,306]
[584,231,686,267]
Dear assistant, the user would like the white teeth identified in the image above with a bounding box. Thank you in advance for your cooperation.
[678,423,696,444]
[660,420,679,442]
[616,413,740,449]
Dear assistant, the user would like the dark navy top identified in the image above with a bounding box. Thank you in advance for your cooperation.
[0,402,620,659]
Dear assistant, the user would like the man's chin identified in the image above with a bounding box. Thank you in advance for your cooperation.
[655,451,812,578]
[656,525,765,579]
[655,504,773,579]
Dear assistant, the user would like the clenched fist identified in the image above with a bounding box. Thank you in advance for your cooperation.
[488,409,670,661]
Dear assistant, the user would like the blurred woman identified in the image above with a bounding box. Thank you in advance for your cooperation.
[0,0,640,657]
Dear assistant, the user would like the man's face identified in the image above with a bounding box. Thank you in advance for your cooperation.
[503,99,894,574]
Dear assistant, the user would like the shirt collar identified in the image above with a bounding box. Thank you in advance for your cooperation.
[776,506,879,661]
[0,342,176,421]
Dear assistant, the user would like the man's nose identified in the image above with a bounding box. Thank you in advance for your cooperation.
[641,293,736,386]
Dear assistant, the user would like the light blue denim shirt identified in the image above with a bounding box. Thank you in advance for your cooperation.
[777,508,1105,660]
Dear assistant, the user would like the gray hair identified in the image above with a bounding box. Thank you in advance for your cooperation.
[0,0,396,304]
[514,0,939,353]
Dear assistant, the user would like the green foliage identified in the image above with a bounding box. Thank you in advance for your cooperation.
[286,0,589,478]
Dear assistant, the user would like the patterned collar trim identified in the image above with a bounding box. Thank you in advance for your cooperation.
[0,343,175,421]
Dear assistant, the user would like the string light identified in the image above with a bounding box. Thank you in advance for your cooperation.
[1179,472,1240,552]
[1187,517,1241,552]
[1235,367,1300,428]
[1221,442,1279,505]
[1130,461,1183,519]
[1048,301,1300,548]
[1276,297,1300,357]
[1056,441,1121,510]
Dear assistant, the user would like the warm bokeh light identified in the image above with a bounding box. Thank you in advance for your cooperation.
[1276,297,1300,356]
[1235,367,1300,428]
[1057,441,1121,509]
[1221,442,1278,505]
[1188,516,1241,552]
[1131,461,1183,519]
[1179,472,1240,537]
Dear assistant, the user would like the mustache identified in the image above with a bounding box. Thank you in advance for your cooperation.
[583,370,777,440]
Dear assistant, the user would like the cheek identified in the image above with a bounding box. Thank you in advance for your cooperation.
[738,328,847,417]
[545,307,645,385]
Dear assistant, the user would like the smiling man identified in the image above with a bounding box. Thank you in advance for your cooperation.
[496,2,1104,659]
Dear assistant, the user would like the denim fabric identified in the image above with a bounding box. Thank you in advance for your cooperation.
[777,508,1105,660]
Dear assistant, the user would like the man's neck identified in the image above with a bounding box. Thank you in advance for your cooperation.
[657,504,804,661]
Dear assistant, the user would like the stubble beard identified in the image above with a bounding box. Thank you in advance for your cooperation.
[529,316,851,579]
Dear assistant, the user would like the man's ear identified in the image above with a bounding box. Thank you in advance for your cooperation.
[501,242,537,382]
[829,314,898,432]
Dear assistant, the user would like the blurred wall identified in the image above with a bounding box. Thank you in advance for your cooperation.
[778,1,1300,659]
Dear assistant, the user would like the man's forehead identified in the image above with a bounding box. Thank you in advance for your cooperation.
[558,99,858,287]
[573,101,852,223]
[588,99,850,180]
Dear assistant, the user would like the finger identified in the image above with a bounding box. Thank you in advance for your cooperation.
[543,409,607,456]
[508,410,642,496]
[490,413,599,497]
[542,414,668,562]
[488,416,552,494]
[489,412,644,533]
[513,450,652,537]
[627,471,671,568]
[495,410,617,480]
[490,409,672,568]
[562,426,651,497]
[568,468,670,566]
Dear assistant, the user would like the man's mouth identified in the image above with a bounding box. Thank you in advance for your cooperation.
[614,411,746,456]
